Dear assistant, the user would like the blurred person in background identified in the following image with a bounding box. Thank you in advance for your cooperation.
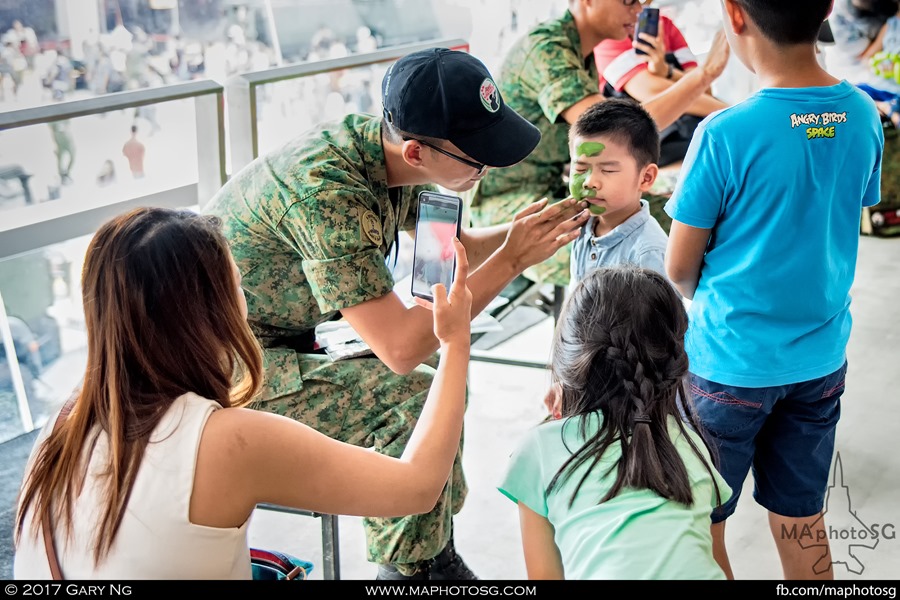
[48,116,75,186]
[0,40,25,101]
[6,20,38,70]
[122,124,146,179]
[825,0,898,79]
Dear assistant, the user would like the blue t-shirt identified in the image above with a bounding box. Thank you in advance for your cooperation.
[569,199,668,287]
[665,81,882,387]
[499,413,731,580]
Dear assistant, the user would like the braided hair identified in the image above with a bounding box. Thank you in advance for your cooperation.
[546,266,722,507]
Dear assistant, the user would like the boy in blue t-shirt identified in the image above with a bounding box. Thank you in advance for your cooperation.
[568,98,668,288]
[665,0,883,581]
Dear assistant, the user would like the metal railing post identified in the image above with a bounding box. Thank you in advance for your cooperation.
[225,76,258,176]
[195,89,228,209]
[0,289,33,432]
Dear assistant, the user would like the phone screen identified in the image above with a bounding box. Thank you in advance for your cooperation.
[411,192,462,301]
[634,8,660,56]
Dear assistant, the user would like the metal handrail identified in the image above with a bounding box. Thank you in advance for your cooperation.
[0,80,224,131]
[234,38,469,87]
[226,37,468,175]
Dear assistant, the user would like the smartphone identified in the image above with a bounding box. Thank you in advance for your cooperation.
[634,7,660,56]
[411,191,463,302]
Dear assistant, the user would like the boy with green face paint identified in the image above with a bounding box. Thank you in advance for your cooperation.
[568,99,669,288]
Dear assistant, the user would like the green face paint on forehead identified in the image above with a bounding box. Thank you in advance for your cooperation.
[570,141,606,215]
[576,142,605,158]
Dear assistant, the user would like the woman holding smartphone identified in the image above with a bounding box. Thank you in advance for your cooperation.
[14,207,474,579]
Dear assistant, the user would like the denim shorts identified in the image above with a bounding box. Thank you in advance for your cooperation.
[690,362,846,522]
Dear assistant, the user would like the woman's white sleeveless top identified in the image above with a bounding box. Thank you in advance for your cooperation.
[14,393,251,579]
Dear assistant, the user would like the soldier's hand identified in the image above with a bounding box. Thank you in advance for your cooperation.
[500,197,589,273]
[701,30,730,82]
[414,238,472,347]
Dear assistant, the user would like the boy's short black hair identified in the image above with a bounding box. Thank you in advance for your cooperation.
[736,0,833,45]
[571,98,660,167]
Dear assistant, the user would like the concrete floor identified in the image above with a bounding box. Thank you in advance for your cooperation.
[3,235,899,580]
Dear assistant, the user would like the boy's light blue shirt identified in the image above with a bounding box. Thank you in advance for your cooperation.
[665,81,883,387]
[570,199,668,288]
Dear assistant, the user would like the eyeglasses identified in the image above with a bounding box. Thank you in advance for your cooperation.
[622,0,650,6]
[405,138,488,176]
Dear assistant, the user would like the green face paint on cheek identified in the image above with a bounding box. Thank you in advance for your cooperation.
[569,171,591,200]
[570,142,606,214]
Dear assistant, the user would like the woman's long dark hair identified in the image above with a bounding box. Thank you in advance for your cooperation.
[15,207,263,564]
[546,266,721,507]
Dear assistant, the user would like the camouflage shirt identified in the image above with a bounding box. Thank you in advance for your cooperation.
[204,114,431,347]
[471,9,598,215]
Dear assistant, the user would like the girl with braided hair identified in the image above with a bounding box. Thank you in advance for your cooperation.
[498,265,731,580]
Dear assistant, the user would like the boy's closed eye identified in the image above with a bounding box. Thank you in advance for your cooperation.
[574,160,622,174]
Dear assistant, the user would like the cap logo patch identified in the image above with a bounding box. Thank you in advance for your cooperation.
[479,78,500,113]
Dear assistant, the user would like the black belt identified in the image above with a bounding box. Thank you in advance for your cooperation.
[269,312,342,354]
[275,330,322,354]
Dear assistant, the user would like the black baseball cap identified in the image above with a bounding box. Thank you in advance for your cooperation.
[382,48,541,168]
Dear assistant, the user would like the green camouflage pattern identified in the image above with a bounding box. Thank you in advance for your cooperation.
[879,125,900,208]
[646,192,673,235]
[861,125,900,236]
[256,351,465,573]
[205,114,431,343]
[469,10,598,287]
[203,114,460,570]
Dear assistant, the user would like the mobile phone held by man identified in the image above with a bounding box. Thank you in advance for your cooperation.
[634,7,660,56]
[411,191,463,303]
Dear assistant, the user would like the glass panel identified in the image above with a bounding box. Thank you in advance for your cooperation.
[0,235,90,443]
[0,97,199,218]
[255,60,391,157]
[0,0,449,114]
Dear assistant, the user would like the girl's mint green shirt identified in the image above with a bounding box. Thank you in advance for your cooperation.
[499,413,731,579]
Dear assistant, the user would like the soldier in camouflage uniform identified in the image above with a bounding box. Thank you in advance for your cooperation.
[470,0,731,288]
[203,48,590,580]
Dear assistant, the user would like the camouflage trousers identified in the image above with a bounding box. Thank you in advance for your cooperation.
[253,350,466,575]
[646,192,673,234]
